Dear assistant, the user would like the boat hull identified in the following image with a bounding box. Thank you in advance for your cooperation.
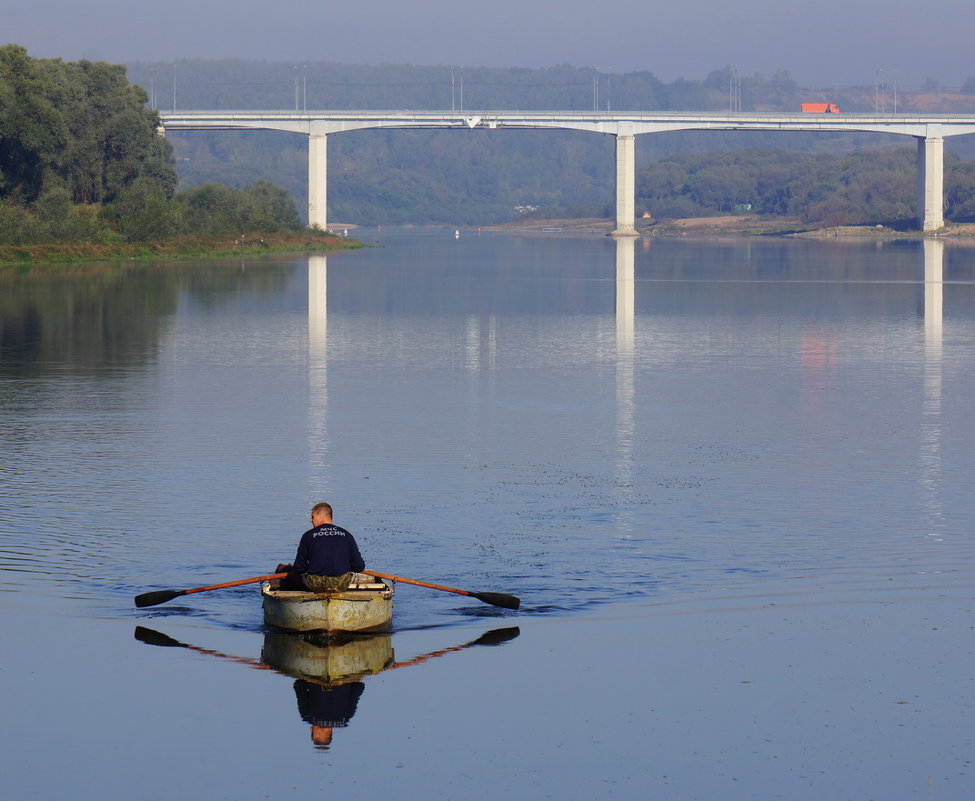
[261,631,394,681]
[262,578,394,633]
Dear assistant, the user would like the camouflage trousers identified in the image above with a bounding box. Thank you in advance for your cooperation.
[302,572,353,592]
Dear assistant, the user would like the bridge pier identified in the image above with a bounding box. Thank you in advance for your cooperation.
[162,111,975,235]
[308,129,328,230]
[917,134,944,232]
[611,133,639,237]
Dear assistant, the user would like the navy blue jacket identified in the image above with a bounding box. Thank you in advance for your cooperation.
[293,523,365,577]
[294,679,364,727]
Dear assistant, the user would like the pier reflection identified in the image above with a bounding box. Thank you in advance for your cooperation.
[920,239,944,534]
[135,625,519,749]
[614,237,636,528]
[308,255,328,473]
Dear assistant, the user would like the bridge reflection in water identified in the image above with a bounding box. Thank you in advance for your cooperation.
[615,237,636,531]
[308,255,328,477]
[921,239,944,536]
[304,236,949,537]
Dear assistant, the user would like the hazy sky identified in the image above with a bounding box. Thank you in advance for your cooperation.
[6,0,975,88]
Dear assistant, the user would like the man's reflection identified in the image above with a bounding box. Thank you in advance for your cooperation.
[294,678,364,749]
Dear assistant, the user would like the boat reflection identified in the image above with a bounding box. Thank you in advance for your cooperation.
[134,625,519,749]
[263,631,390,749]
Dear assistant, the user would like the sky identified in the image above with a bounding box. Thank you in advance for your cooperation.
[5,0,975,89]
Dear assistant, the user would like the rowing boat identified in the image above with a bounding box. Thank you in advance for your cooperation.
[261,575,394,633]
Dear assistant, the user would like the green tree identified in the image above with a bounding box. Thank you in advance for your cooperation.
[0,48,313,245]
[242,181,302,229]
[177,182,302,235]
[0,45,68,202]
[102,177,179,241]
[36,57,178,204]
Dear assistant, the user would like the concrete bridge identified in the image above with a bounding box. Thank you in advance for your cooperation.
[157,110,975,233]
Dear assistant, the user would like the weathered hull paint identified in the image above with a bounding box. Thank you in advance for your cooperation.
[262,579,394,633]
[261,630,394,682]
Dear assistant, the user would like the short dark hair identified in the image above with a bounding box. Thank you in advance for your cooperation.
[311,502,333,518]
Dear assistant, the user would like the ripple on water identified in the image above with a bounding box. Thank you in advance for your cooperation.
[3,240,975,631]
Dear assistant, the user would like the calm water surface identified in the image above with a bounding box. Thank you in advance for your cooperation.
[1,231,973,799]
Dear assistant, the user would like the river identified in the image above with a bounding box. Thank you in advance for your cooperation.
[1,230,973,799]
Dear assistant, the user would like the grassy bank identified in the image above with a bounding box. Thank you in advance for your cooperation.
[0,230,363,270]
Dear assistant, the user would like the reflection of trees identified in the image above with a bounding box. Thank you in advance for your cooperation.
[0,261,297,378]
[0,269,176,377]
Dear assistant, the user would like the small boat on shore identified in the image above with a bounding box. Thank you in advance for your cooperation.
[262,575,394,634]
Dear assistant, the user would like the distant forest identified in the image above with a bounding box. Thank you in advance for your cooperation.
[122,60,975,227]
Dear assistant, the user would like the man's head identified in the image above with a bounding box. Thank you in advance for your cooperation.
[310,725,333,748]
[310,502,333,527]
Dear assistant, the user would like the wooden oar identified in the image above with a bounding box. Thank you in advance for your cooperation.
[134,626,274,670]
[362,569,520,610]
[134,572,289,608]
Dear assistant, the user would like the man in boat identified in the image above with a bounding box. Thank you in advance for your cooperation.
[276,502,366,592]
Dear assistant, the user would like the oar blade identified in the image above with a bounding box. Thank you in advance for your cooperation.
[134,626,185,647]
[469,626,521,646]
[134,588,185,608]
[470,591,521,610]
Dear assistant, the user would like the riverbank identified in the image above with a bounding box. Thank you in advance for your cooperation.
[0,230,363,269]
[489,215,975,240]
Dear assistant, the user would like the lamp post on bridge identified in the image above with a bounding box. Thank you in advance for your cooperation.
[449,67,464,111]
[593,68,612,112]
[293,65,307,111]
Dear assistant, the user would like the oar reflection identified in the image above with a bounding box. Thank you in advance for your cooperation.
[134,625,520,749]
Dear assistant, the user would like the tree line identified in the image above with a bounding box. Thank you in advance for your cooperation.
[633,148,975,226]
[0,45,303,245]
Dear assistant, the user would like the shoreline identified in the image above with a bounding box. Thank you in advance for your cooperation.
[484,215,975,241]
[0,230,363,270]
[8,216,975,269]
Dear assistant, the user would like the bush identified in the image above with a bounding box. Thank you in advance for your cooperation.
[0,202,30,244]
[177,182,301,236]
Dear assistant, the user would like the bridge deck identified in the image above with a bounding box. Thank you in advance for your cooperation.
[158,110,975,138]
